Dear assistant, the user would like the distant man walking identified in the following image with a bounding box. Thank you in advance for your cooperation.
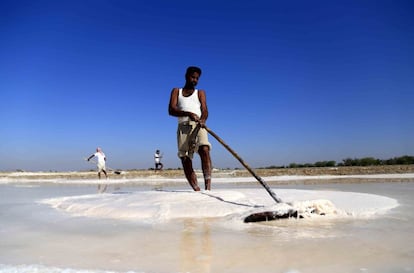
[154,149,163,171]
[168,66,212,191]
[87,147,108,193]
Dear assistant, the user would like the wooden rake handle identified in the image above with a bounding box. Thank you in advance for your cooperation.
[204,126,282,203]
[188,123,202,155]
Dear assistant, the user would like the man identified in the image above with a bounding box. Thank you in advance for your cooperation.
[154,149,163,171]
[168,66,212,191]
[87,147,108,193]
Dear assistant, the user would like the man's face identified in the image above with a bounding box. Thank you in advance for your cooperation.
[186,72,200,87]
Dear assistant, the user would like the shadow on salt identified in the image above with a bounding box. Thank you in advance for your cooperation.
[39,188,398,226]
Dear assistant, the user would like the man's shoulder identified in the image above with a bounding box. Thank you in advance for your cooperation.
[170,87,180,96]
[197,89,206,97]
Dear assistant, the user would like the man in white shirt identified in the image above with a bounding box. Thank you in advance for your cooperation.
[168,66,212,191]
[87,147,108,192]
[154,149,163,171]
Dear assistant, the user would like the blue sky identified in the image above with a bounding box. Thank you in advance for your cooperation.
[1,0,413,171]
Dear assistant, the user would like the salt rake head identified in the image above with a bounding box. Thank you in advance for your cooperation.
[244,209,302,223]
[243,199,334,223]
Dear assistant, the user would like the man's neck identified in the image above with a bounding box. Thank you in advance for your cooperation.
[182,85,196,96]
[183,83,195,90]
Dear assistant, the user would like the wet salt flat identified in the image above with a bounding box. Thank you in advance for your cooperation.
[0,176,414,273]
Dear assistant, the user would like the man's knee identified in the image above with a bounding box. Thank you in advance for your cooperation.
[181,156,192,165]
[198,145,210,154]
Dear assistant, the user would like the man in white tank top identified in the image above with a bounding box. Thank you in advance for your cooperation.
[168,66,212,191]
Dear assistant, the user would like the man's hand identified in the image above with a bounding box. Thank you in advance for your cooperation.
[198,119,206,128]
[189,113,199,122]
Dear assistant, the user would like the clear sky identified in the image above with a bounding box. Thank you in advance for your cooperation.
[1,0,413,171]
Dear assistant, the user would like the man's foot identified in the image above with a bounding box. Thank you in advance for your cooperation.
[191,183,200,191]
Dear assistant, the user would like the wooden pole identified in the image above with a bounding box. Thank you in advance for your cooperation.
[204,126,282,203]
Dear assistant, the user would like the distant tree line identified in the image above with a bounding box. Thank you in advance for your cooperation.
[339,155,414,166]
[261,155,414,169]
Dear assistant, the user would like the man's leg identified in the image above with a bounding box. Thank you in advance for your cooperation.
[97,169,108,193]
[199,145,212,190]
[181,156,200,191]
[97,171,102,192]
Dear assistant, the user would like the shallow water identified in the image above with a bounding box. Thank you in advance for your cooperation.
[0,181,413,273]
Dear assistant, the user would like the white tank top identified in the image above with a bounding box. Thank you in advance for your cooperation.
[177,88,201,123]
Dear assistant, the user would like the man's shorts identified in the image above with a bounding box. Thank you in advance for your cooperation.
[177,121,211,159]
[97,163,106,172]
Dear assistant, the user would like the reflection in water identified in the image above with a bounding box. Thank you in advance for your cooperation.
[245,215,346,240]
[180,219,212,273]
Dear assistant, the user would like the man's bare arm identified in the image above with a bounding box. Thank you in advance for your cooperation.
[198,89,208,126]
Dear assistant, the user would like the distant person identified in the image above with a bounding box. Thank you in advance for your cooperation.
[168,66,212,191]
[154,149,164,171]
[87,147,108,193]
